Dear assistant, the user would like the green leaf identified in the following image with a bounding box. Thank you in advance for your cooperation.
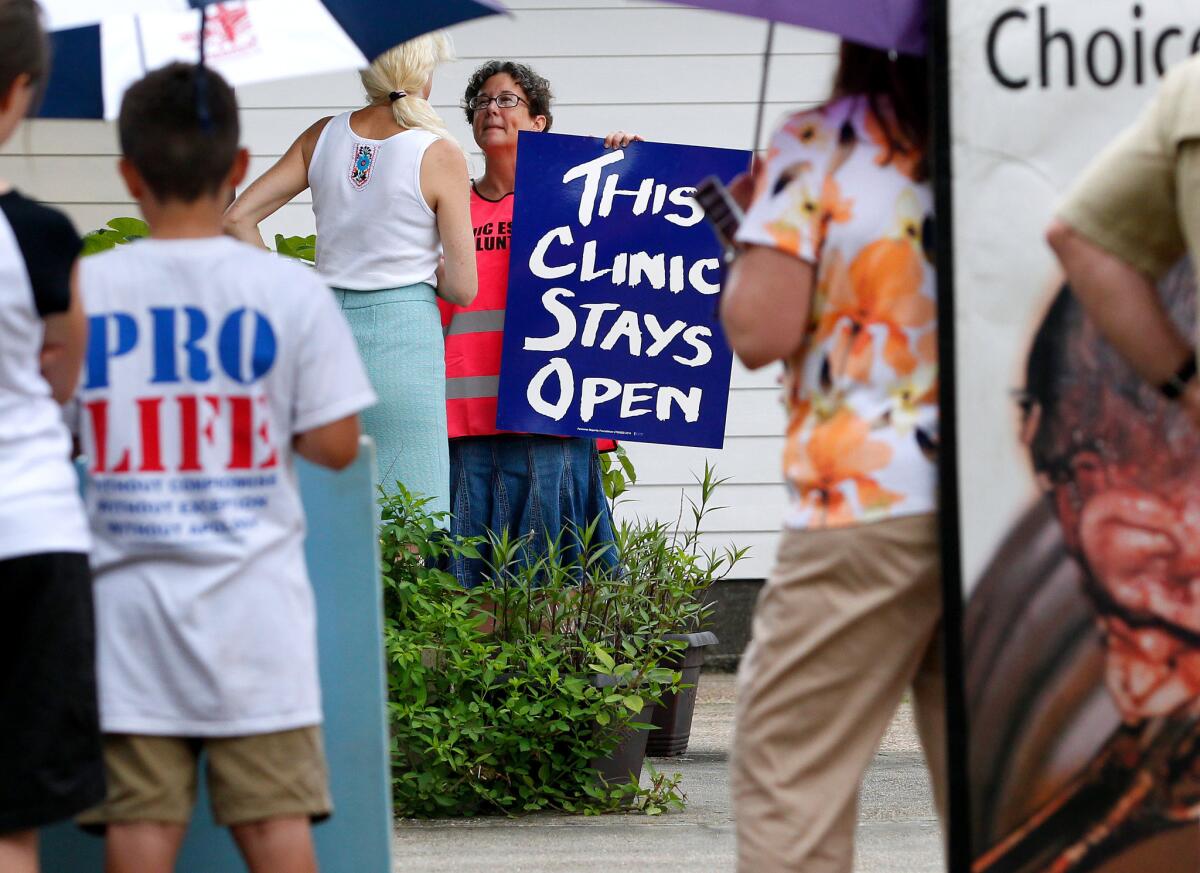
[106,217,149,238]
[80,231,120,256]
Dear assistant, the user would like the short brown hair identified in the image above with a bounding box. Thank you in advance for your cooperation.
[118,63,240,202]
[0,0,50,104]
[463,60,553,131]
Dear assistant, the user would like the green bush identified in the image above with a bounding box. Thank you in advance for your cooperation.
[379,457,747,818]
[380,485,685,817]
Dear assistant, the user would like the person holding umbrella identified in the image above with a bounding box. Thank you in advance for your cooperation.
[719,40,944,872]
[440,60,639,587]
[225,33,477,515]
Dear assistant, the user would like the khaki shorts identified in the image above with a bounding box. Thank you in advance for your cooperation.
[731,514,946,873]
[78,726,331,830]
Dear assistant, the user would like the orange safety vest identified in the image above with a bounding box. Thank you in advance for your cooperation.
[439,186,616,451]
[439,187,510,438]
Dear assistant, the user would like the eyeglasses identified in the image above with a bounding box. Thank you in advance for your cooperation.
[467,92,528,112]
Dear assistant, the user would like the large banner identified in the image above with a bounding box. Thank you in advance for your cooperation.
[949,3,1200,871]
[495,132,748,449]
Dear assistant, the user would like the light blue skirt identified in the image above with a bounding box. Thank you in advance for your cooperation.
[332,284,449,520]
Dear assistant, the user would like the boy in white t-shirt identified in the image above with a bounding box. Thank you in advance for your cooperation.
[75,63,376,873]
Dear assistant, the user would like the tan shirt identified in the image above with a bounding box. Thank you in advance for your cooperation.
[1058,57,1200,280]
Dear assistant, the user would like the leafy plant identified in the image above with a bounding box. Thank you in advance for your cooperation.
[81,217,149,255]
[611,461,749,636]
[380,484,686,818]
[274,233,316,263]
[82,216,315,264]
[599,443,638,503]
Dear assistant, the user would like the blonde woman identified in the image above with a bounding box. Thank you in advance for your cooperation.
[226,33,476,515]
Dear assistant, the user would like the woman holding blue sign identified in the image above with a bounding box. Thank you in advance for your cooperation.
[225,34,477,516]
[438,60,639,587]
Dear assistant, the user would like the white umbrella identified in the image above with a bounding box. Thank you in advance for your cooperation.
[99,0,364,120]
[37,0,509,119]
[44,0,219,32]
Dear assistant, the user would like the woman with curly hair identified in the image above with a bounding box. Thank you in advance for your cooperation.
[439,60,638,587]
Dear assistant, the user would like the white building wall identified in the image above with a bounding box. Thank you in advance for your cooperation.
[2,1,839,578]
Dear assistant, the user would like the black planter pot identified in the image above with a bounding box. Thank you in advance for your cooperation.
[590,673,655,787]
[590,703,656,787]
[647,631,719,757]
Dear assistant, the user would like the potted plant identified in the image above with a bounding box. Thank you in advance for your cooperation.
[379,488,684,817]
[482,523,677,788]
[606,459,747,757]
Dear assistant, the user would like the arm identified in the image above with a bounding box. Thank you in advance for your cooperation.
[1044,68,1200,410]
[40,264,87,404]
[1046,220,1200,426]
[421,139,477,307]
[293,414,360,471]
[1047,221,1192,386]
[224,117,331,248]
[720,245,815,371]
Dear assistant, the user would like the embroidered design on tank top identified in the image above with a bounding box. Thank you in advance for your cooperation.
[349,143,379,190]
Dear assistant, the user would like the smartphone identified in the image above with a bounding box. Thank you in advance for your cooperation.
[695,175,744,254]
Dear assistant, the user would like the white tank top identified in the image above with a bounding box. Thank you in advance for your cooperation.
[308,111,442,291]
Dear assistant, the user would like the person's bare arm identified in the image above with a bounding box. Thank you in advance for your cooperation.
[40,265,87,404]
[1047,220,1195,402]
[421,139,477,307]
[225,117,331,248]
[720,245,815,371]
[293,414,360,471]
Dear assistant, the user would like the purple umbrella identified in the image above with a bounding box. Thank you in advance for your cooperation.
[657,0,927,151]
[655,0,926,56]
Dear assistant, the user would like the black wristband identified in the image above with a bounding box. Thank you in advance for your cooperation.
[1159,353,1198,400]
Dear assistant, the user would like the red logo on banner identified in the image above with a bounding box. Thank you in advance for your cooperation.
[182,2,259,60]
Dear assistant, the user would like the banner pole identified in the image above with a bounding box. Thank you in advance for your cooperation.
[931,0,972,869]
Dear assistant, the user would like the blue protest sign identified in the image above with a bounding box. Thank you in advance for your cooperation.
[496,132,748,449]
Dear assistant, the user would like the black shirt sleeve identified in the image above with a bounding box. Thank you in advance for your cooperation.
[0,191,82,318]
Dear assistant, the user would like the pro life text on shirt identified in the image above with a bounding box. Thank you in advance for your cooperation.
[81,306,280,539]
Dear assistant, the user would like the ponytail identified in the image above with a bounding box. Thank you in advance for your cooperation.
[360,32,456,144]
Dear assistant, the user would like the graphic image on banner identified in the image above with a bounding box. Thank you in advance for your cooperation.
[947,2,1200,871]
[495,132,747,449]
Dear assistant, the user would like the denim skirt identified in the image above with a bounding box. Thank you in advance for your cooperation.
[447,435,620,588]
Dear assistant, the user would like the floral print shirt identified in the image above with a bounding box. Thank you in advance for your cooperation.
[737,96,938,530]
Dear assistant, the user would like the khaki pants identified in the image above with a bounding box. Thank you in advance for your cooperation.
[731,514,947,873]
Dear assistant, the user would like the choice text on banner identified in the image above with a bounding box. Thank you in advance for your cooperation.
[495,132,748,449]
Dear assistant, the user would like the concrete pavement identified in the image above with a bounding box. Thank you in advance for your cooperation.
[392,673,945,872]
